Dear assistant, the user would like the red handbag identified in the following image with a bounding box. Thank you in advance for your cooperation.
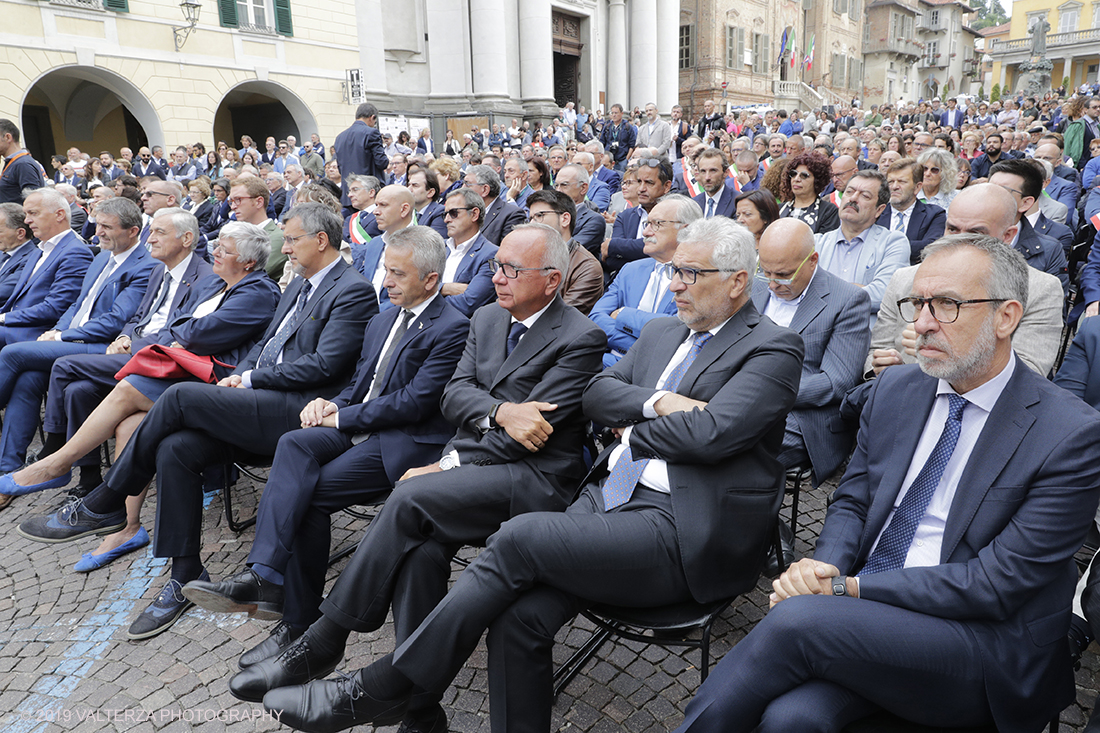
[115,344,235,384]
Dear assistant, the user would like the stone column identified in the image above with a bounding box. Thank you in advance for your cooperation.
[356,0,392,104]
[519,0,559,118]
[607,0,628,110]
[425,0,471,111]
[655,0,679,113]
[470,0,520,112]
[630,0,658,108]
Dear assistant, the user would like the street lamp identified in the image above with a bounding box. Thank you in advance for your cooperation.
[173,0,202,52]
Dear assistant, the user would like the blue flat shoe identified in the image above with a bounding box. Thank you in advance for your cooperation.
[73,526,151,573]
[0,470,72,497]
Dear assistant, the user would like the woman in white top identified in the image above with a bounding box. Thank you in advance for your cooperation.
[916,147,958,210]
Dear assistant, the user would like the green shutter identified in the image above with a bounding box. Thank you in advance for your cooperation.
[273,0,293,36]
[102,0,128,12]
[218,0,239,28]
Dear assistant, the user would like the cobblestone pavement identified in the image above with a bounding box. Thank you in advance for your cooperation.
[0,457,1096,732]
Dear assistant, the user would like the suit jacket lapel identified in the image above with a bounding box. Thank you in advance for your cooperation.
[678,303,757,394]
[491,297,561,389]
[380,295,440,390]
[939,365,1036,561]
[788,271,829,334]
[455,235,488,282]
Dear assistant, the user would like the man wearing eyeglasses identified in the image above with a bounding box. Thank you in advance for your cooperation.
[603,157,674,273]
[229,176,285,280]
[227,224,605,733]
[677,231,1100,733]
[815,170,909,318]
[819,155,858,207]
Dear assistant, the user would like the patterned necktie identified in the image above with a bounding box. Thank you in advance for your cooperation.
[860,394,969,575]
[257,280,313,368]
[368,309,414,401]
[602,331,713,511]
[706,198,716,218]
[72,258,118,328]
[506,321,527,356]
[895,210,907,233]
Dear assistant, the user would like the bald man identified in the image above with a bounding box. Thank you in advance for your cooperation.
[352,185,415,303]
[753,219,871,490]
[868,185,1064,378]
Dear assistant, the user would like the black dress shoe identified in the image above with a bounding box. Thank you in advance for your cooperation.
[229,636,341,702]
[263,671,410,733]
[398,703,448,733]
[240,622,304,669]
[182,567,284,620]
[763,522,797,577]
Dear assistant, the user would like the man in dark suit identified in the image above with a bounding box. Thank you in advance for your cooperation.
[602,157,674,273]
[182,226,470,656]
[939,98,965,129]
[753,218,870,485]
[0,197,155,472]
[341,174,382,245]
[254,216,804,733]
[226,224,607,733]
[18,203,378,641]
[552,163,605,256]
[19,207,215,497]
[131,147,167,181]
[334,103,390,214]
[406,166,448,240]
[265,172,288,219]
[0,188,95,345]
[592,194,701,366]
[434,188,498,316]
[674,233,1100,733]
[467,165,525,246]
[989,160,1070,298]
[0,203,37,306]
[878,158,947,263]
[693,148,737,219]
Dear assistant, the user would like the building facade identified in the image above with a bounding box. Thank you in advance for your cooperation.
[988,0,1100,93]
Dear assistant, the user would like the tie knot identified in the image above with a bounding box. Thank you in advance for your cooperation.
[691,332,713,351]
[509,321,528,339]
[946,393,968,421]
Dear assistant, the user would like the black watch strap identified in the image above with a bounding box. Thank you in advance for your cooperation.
[832,575,848,597]
[488,402,503,428]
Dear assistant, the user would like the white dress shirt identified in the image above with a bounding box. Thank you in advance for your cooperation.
[762,267,816,329]
[29,230,70,278]
[72,243,142,329]
[443,235,478,284]
[143,254,195,336]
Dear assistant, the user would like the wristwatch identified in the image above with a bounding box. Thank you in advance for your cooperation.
[832,575,848,597]
[439,452,459,471]
[487,402,503,428]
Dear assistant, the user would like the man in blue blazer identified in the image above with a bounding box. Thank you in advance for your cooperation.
[676,234,1100,733]
[0,203,38,306]
[131,147,167,181]
[19,203,378,641]
[576,153,612,212]
[753,219,870,486]
[1032,209,1074,255]
[603,158,674,273]
[877,158,946,263]
[432,190,497,316]
[693,148,737,219]
[406,166,448,240]
[0,188,94,345]
[467,165,525,246]
[27,207,216,495]
[592,194,701,366]
[334,103,390,215]
[182,227,471,655]
[0,197,155,471]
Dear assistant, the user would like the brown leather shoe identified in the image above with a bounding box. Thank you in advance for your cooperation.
[0,493,13,511]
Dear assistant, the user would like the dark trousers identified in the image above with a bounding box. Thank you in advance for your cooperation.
[45,353,131,467]
[389,484,694,733]
[246,427,393,628]
[672,594,991,733]
[0,340,106,471]
[104,381,305,558]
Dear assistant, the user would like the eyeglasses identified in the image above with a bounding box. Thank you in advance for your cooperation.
[923,166,941,175]
[994,183,1025,198]
[227,196,256,205]
[788,170,812,181]
[488,259,555,278]
[897,296,1007,324]
[832,169,856,179]
[756,250,814,286]
[645,219,682,233]
[528,210,562,222]
[282,233,315,246]
[911,141,930,150]
[663,264,738,285]
[629,158,663,169]
[141,190,170,199]
[443,207,473,219]
[213,244,239,257]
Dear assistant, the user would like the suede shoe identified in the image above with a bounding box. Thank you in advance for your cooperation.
[183,567,284,620]
[229,635,341,702]
[127,570,209,640]
[263,671,410,733]
[239,622,304,669]
[17,498,126,544]
[397,703,448,733]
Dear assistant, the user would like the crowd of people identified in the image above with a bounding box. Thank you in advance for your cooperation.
[0,83,1100,732]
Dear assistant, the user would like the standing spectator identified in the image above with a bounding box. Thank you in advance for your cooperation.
[334,102,390,215]
[416,127,436,156]
[636,103,672,157]
[599,104,636,172]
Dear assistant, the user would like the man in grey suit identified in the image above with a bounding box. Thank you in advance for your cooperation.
[253,216,805,733]
[635,103,673,158]
[868,185,1064,379]
[754,219,870,486]
[228,223,606,733]
[815,170,910,319]
[467,165,526,246]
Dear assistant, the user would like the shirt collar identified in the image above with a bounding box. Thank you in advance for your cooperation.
[936,351,1016,410]
[304,255,341,293]
[166,252,195,284]
[108,241,141,268]
[40,229,69,254]
[512,298,555,330]
[404,290,439,320]
[448,234,478,256]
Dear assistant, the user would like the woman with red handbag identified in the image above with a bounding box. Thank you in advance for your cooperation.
[2,221,280,570]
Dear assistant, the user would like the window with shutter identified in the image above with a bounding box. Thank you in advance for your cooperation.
[726,27,736,68]
[273,0,293,36]
[102,0,128,11]
[679,25,695,69]
[762,33,769,72]
[834,0,843,13]
[218,0,239,28]
[737,27,746,67]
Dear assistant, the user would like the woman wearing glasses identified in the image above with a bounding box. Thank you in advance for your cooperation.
[916,148,958,210]
[777,151,840,235]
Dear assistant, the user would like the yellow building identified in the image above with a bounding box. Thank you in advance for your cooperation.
[988,0,1100,92]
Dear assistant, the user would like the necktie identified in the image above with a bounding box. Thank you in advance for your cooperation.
[895,210,907,233]
[638,262,666,313]
[257,280,313,368]
[706,198,716,218]
[135,270,172,337]
[0,251,11,276]
[506,321,527,356]
[72,258,119,328]
[368,309,414,401]
[859,394,969,575]
[602,332,713,511]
